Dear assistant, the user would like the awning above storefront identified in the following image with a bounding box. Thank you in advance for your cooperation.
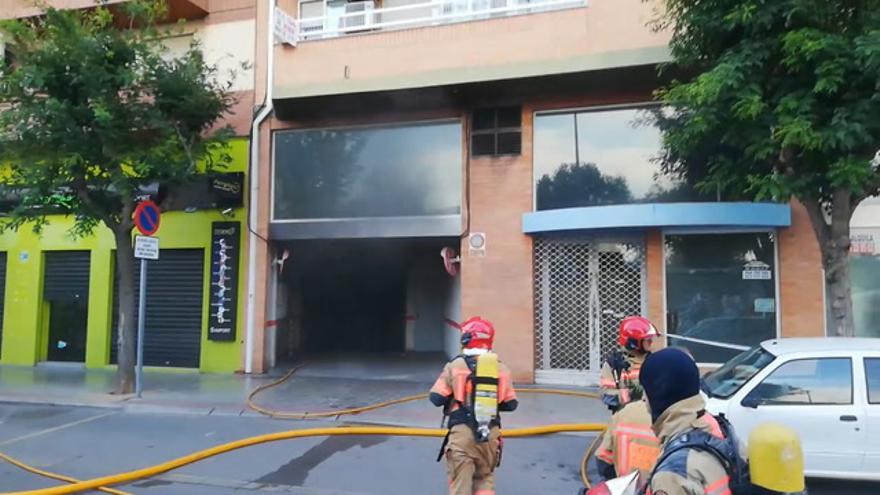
[522,202,791,234]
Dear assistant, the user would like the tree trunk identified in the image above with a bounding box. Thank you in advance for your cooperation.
[825,240,855,337]
[803,190,857,337]
[113,228,137,394]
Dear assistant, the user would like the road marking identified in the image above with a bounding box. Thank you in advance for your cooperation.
[139,473,370,494]
[0,411,116,447]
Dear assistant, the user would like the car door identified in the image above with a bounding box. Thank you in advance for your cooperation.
[726,355,864,477]
[862,355,880,475]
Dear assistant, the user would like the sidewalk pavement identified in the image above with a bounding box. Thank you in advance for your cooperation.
[0,356,610,430]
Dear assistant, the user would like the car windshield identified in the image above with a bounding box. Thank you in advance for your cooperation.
[702,345,776,399]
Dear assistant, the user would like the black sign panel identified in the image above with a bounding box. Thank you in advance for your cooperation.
[208,221,241,341]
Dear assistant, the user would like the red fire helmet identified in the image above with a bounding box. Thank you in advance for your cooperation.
[618,316,660,350]
[460,316,495,350]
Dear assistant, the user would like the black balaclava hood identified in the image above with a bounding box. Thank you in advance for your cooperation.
[639,347,700,423]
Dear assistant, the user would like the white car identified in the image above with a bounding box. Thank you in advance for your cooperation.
[701,337,880,481]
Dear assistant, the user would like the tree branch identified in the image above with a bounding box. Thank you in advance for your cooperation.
[801,195,831,252]
[119,199,135,232]
[73,180,118,230]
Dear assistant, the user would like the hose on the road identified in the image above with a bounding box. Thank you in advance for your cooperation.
[3,423,607,495]
[0,452,132,495]
[246,365,603,419]
[4,366,607,494]
[579,431,603,489]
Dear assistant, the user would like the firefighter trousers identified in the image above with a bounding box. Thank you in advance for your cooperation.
[444,424,501,495]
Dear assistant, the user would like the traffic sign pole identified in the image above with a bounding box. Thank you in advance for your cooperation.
[132,201,161,398]
[136,257,147,398]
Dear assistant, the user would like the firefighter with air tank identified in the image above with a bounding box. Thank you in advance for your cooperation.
[429,317,518,495]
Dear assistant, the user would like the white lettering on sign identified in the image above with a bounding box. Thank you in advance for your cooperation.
[134,236,160,260]
[850,233,876,255]
[742,260,771,280]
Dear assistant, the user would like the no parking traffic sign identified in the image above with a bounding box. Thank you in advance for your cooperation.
[133,200,161,236]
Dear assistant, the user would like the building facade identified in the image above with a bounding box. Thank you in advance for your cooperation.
[244,0,827,384]
[0,0,257,372]
[0,0,836,382]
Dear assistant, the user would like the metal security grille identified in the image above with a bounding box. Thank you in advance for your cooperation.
[110,249,205,368]
[44,251,91,301]
[534,236,645,384]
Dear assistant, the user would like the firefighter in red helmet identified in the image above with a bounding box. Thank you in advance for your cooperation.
[586,317,662,491]
[429,317,518,495]
[599,316,660,413]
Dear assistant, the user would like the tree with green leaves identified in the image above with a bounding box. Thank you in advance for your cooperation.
[652,0,880,337]
[0,1,237,392]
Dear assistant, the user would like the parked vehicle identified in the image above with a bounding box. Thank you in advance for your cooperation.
[702,338,880,481]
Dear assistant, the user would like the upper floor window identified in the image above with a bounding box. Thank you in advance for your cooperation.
[295,0,587,42]
[471,107,521,157]
[533,106,708,211]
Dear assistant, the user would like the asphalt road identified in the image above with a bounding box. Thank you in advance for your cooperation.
[0,403,874,494]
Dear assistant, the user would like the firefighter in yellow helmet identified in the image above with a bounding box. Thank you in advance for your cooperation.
[429,317,518,495]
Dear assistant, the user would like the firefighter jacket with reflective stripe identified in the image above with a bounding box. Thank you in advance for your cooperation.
[600,350,647,407]
[596,400,661,479]
[430,355,517,429]
[646,395,731,495]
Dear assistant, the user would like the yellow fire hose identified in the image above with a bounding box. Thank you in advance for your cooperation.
[246,366,602,418]
[245,365,607,490]
[0,452,132,495]
[3,424,606,495]
[580,431,603,490]
[3,366,608,494]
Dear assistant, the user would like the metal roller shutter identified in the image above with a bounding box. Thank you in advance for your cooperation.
[0,253,6,353]
[110,249,205,368]
[44,251,91,301]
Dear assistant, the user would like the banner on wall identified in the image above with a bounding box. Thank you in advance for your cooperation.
[208,221,241,342]
[851,232,877,255]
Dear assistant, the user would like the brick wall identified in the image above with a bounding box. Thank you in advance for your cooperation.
[461,109,536,383]
[646,230,665,335]
[778,201,826,337]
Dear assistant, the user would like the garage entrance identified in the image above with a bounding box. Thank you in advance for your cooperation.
[273,238,461,362]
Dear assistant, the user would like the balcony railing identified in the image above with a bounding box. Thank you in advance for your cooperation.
[290,0,587,42]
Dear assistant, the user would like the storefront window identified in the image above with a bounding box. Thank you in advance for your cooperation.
[533,107,704,211]
[850,196,880,338]
[665,233,778,364]
[273,121,462,220]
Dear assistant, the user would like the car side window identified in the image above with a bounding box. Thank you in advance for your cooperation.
[746,358,853,405]
[866,358,880,405]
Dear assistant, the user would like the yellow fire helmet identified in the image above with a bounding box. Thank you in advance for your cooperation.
[748,422,805,493]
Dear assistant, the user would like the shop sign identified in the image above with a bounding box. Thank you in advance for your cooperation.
[850,233,876,255]
[208,221,241,342]
[742,260,772,280]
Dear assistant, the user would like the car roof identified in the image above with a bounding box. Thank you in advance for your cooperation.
[761,337,880,355]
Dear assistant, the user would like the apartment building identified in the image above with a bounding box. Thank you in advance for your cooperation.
[4,0,868,383]
[243,0,829,384]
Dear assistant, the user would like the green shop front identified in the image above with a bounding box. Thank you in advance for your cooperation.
[0,139,248,373]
